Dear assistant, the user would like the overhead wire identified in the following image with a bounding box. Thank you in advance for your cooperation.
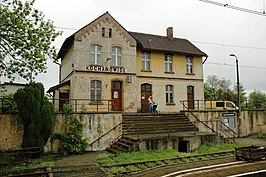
[198,0,266,16]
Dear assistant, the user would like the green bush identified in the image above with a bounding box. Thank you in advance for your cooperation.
[14,82,54,148]
[0,94,18,113]
[54,104,87,156]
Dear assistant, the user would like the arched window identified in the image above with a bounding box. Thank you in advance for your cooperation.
[91,45,102,65]
[112,47,122,66]
[166,85,174,103]
[91,80,102,102]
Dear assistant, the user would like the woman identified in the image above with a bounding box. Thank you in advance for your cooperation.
[148,96,153,113]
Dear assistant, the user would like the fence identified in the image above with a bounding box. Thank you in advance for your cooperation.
[0,97,117,113]
[180,99,266,111]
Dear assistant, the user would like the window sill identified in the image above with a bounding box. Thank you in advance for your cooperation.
[141,70,152,72]
[166,103,175,105]
[186,73,195,76]
[89,102,103,105]
[164,71,175,74]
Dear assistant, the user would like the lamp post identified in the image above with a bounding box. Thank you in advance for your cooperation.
[230,54,241,116]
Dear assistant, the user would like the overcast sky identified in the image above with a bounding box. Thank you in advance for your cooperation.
[6,0,266,94]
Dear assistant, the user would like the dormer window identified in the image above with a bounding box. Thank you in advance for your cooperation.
[109,28,112,37]
[102,28,105,37]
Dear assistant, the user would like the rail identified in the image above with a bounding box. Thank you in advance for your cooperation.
[180,101,216,133]
[180,99,266,111]
[195,119,237,143]
[101,150,235,176]
[88,122,122,148]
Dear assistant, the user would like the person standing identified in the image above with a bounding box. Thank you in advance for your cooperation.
[148,96,153,113]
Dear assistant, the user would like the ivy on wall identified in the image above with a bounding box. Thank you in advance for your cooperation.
[54,104,88,156]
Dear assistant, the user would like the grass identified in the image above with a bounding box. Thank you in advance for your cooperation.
[258,134,266,139]
[0,161,55,171]
[98,149,188,166]
[99,143,250,166]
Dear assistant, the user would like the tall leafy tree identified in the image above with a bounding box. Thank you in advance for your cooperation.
[0,0,60,81]
[248,90,266,109]
[14,82,54,148]
[205,74,246,102]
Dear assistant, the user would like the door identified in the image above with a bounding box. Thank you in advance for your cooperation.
[141,83,152,113]
[187,85,194,109]
[59,90,69,111]
[111,81,122,111]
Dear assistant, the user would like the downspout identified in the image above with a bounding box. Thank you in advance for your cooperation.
[53,61,61,83]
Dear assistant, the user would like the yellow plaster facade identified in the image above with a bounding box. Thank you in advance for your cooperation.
[49,12,206,113]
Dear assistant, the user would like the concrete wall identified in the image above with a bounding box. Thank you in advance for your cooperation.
[184,110,266,138]
[0,114,23,149]
[138,134,219,152]
[0,113,122,151]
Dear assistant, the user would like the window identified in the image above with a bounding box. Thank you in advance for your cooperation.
[91,45,102,65]
[142,52,150,71]
[102,28,105,37]
[91,80,101,102]
[165,54,173,72]
[166,85,174,103]
[186,56,193,74]
[109,28,112,37]
[112,47,122,66]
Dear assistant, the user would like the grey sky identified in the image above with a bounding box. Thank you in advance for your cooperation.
[6,0,266,94]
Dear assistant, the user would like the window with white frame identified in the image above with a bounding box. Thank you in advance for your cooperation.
[165,54,173,72]
[91,45,102,65]
[142,52,150,70]
[166,85,174,103]
[112,47,122,66]
[186,56,193,74]
[91,80,102,102]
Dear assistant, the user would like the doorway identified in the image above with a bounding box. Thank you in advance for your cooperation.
[141,83,152,113]
[59,90,69,112]
[178,141,189,153]
[187,85,194,109]
[111,81,122,111]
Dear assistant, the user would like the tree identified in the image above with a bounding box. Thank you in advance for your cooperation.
[204,74,246,103]
[205,75,232,100]
[248,90,266,109]
[0,0,60,81]
[14,82,54,148]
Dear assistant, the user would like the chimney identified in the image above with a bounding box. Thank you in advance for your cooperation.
[166,27,173,40]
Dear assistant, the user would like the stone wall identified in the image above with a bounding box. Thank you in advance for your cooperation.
[184,110,266,137]
[0,113,122,151]
[0,114,23,149]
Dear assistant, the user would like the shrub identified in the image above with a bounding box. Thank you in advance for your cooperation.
[14,82,54,148]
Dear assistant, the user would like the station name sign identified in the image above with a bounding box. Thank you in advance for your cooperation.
[86,65,126,73]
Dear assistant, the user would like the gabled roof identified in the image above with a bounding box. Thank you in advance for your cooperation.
[58,12,136,59]
[47,80,70,93]
[129,32,207,57]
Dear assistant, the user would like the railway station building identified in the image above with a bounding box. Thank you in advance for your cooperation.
[48,12,207,113]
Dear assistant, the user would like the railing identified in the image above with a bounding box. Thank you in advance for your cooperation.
[88,122,122,148]
[0,97,118,113]
[180,100,237,142]
[180,101,216,133]
[194,119,237,143]
[180,99,266,111]
[50,98,117,113]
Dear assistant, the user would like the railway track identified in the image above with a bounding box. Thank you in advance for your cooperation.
[101,151,235,176]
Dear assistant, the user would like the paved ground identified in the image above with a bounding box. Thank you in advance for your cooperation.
[51,134,266,176]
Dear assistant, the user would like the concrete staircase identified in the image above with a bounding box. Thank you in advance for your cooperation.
[107,113,196,153]
[122,113,195,135]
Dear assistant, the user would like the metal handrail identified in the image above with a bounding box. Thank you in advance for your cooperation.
[88,122,122,147]
[108,124,136,147]
[180,101,216,133]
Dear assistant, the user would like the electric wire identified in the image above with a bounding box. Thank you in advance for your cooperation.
[198,0,266,16]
